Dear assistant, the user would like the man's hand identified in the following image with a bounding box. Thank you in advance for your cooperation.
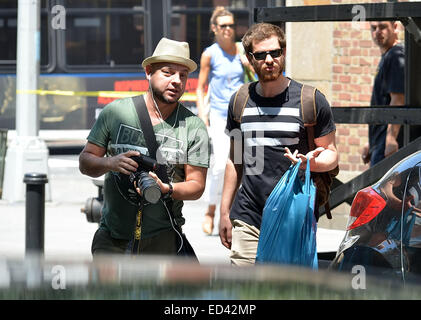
[283,146,324,170]
[140,171,170,195]
[219,213,232,249]
[361,142,371,164]
[79,142,140,178]
[134,171,164,197]
[385,135,399,158]
[108,150,140,175]
[135,165,207,200]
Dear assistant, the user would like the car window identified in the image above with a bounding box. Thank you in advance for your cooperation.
[405,163,421,248]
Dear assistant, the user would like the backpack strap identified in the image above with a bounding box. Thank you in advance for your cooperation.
[233,82,252,123]
[301,84,317,126]
[300,84,333,220]
[301,84,317,150]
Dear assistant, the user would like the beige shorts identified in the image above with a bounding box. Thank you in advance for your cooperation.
[230,219,260,266]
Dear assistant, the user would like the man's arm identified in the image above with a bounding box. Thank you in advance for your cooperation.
[148,164,207,200]
[284,130,338,172]
[312,130,339,171]
[385,92,405,158]
[219,139,243,249]
[79,142,140,178]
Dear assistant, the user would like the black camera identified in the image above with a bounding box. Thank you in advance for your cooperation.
[129,155,162,204]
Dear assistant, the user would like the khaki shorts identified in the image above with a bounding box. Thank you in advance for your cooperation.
[230,219,260,266]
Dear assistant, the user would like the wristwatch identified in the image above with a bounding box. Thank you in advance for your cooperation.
[164,182,173,199]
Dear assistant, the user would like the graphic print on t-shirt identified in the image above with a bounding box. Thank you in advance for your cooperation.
[110,123,186,164]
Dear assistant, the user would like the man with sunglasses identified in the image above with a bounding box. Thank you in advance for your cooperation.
[219,23,338,266]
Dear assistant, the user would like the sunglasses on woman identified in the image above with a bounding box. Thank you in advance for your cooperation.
[249,48,283,61]
[217,23,235,29]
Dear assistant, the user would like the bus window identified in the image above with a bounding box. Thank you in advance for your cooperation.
[0,0,50,72]
[255,0,286,6]
[169,0,250,64]
[65,0,143,9]
[64,0,145,70]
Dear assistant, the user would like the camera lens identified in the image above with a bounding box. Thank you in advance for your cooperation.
[143,185,161,204]
[138,172,161,204]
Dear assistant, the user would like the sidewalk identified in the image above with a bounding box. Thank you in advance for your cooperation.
[0,155,345,264]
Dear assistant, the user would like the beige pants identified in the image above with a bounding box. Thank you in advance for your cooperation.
[230,219,260,266]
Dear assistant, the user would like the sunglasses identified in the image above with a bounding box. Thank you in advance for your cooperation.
[217,23,235,29]
[249,48,283,61]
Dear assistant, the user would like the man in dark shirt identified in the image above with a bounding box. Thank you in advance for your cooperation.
[218,23,338,266]
[361,21,405,166]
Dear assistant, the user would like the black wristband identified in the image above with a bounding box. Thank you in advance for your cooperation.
[164,182,173,199]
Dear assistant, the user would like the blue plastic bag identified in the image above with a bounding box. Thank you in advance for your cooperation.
[256,159,318,269]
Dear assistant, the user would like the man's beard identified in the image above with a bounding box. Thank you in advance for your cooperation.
[254,61,284,83]
[150,84,179,104]
[257,68,282,82]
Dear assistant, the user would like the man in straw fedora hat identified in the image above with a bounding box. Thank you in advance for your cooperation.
[80,38,210,257]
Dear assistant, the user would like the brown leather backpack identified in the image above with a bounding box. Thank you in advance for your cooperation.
[232,82,339,219]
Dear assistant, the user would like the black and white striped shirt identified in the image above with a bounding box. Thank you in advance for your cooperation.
[226,79,336,229]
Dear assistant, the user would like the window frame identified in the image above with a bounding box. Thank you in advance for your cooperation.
[163,0,285,73]
[0,1,55,74]
[0,0,286,75]
[57,3,146,73]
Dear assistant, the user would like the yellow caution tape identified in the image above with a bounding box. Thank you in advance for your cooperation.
[16,89,198,101]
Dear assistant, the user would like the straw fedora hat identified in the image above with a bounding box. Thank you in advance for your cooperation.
[142,37,197,73]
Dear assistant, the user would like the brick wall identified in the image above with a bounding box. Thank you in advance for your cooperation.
[292,0,408,175]
[329,0,407,173]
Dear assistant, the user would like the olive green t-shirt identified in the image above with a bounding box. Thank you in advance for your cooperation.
[87,96,210,240]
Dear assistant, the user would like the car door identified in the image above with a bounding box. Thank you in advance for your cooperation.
[401,162,421,282]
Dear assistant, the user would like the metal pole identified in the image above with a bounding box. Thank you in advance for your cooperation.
[2,0,50,203]
[24,172,48,255]
[148,0,164,52]
[16,0,40,136]
[404,18,421,145]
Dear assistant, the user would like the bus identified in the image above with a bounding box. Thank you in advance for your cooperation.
[0,0,285,137]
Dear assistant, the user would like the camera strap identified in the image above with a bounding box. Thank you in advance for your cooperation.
[132,95,169,184]
[132,95,180,231]
[132,206,143,254]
